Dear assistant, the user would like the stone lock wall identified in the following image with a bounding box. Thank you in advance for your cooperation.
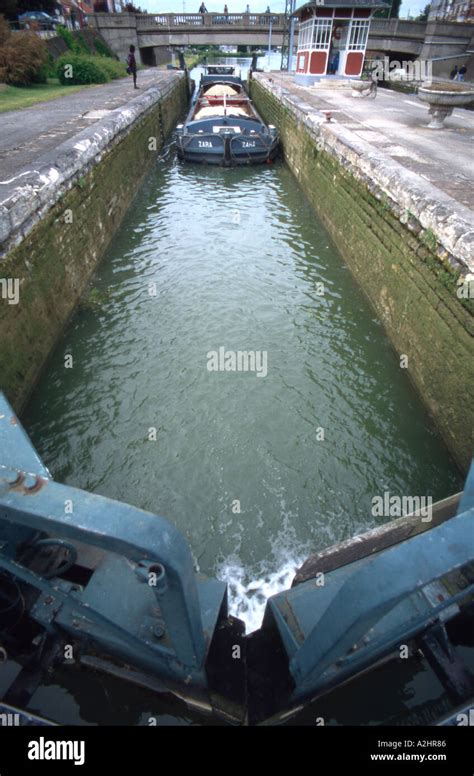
[250,75,473,472]
[0,76,188,414]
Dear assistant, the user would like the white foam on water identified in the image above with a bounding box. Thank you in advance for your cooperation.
[216,511,314,633]
[217,556,304,633]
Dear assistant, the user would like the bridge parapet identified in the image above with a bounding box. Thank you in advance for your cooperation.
[370,19,427,38]
[87,13,474,64]
[135,12,285,30]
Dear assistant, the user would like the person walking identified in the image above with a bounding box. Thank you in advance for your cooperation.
[457,64,467,82]
[450,65,458,80]
[127,44,138,89]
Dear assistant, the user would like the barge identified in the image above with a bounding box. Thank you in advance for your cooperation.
[176,69,279,166]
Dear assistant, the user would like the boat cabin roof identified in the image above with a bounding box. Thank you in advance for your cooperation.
[200,75,243,88]
[203,83,241,97]
[204,65,235,74]
[194,104,252,120]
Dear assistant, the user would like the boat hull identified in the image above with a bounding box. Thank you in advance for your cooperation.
[176,74,279,167]
[176,131,279,166]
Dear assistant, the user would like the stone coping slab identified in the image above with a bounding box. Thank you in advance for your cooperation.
[0,72,183,258]
[254,73,474,276]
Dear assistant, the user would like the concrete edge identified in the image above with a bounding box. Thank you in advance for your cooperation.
[255,74,474,276]
[0,73,184,259]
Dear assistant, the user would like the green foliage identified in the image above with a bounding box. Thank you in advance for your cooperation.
[375,0,401,18]
[75,33,91,55]
[15,0,56,13]
[95,57,127,79]
[422,228,437,252]
[56,53,109,85]
[32,52,56,83]
[56,25,77,51]
[0,14,48,86]
[390,0,402,17]
[416,4,431,21]
[93,37,115,59]
[79,287,111,312]
[57,26,89,55]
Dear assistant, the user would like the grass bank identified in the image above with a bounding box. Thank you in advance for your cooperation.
[0,79,91,113]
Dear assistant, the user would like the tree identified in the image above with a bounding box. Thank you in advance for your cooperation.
[416,4,431,20]
[3,0,58,21]
[0,14,48,85]
[2,0,18,22]
[375,0,402,18]
[390,0,402,17]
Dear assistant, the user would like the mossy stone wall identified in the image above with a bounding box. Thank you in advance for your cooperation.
[250,77,473,472]
[0,77,187,413]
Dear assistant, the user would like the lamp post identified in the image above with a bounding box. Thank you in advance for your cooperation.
[288,0,296,71]
[267,18,273,65]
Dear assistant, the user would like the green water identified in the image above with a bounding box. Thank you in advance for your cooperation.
[23,148,461,634]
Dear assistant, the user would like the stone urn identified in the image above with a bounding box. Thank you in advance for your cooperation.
[350,78,371,97]
[417,82,474,128]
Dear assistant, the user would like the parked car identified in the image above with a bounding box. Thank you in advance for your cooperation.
[18,12,60,30]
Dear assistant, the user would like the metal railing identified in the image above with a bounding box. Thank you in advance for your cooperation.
[135,12,285,30]
[9,20,60,33]
[370,19,427,36]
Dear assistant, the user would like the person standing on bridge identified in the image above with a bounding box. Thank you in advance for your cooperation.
[127,45,138,89]
[199,2,207,12]
[245,4,250,12]
[224,3,229,18]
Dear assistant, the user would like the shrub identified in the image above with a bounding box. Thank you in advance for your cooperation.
[0,15,48,86]
[56,53,109,84]
[0,15,10,47]
[96,57,127,79]
[75,32,92,55]
[56,25,77,51]
[93,37,115,59]
[31,53,56,83]
[56,26,90,55]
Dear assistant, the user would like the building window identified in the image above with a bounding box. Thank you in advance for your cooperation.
[297,19,314,50]
[298,18,333,51]
[312,18,332,49]
[347,19,370,51]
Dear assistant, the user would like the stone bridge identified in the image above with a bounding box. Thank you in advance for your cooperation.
[86,12,474,70]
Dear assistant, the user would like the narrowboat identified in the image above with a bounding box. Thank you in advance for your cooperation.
[176,72,279,166]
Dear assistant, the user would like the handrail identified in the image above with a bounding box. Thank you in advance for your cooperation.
[0,466,207,676]
[135,12,286,29]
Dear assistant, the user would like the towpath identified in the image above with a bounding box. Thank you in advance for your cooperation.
[261,73,474,212]
[0,70,179,184]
